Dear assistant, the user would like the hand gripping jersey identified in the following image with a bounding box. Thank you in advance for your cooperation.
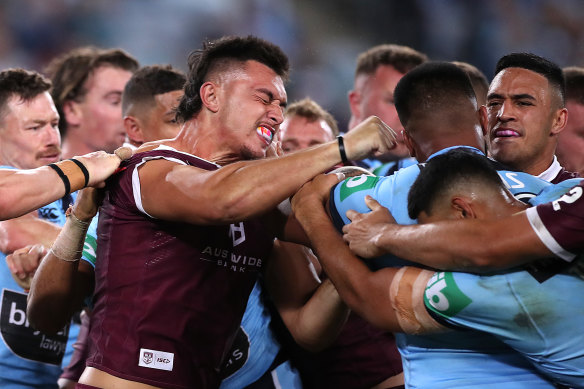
[329,147,557,388]
[0,166,77,388]
[424,178,584,388]
[85,146,275,389]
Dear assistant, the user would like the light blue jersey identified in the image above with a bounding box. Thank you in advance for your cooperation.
[424,178,584,388]
[220,281,301,389]
[371,156,418,176]
[0,166,77,388]
[329,147,556,388]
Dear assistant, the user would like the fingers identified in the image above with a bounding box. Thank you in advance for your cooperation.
[114,146,133,161]
[364,195,382,211]
[346,209,358,221]
[6,244,45,280]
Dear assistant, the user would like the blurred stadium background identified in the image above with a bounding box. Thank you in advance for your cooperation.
[2,0,583,130]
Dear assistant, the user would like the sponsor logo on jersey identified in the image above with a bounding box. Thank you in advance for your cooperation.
[0,289,69,365]
[38,207,60,221]
[219,326,250,379]
[143,351,153,364]
[339,176,380,201]
[424,272,472,317]
[201,246,263,273]
[138,348,174,371]
[82,234,97,267]
[229,222,246,247]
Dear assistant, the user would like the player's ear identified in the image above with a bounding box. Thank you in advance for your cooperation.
[403,130,417,159]
[479,105,488,137]
[124,116,144,144]
[348,89,361,119]
[550,107,568,136]
[63,100,82,127]
[200,81,219,113]
[452,197,476,219]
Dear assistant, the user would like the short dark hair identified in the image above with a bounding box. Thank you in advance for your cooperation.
[408,149,504,219]
[122,65,186,116]
[0,68,52,122]
[452,61,489,105]
[176,35,290,123]
[354,44,427,78]
[285,97,339,136]
[495,53,565,106]
[394,62,477,127]
[46,46,139,136]
[563,66,584,105]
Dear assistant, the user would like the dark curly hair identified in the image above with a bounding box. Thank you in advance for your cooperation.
[176,35,290,123]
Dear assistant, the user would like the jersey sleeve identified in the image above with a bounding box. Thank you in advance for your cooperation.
[81,216,98,268]
[329,175,382,232]
[526,182,584,262]
[423,271,519,333]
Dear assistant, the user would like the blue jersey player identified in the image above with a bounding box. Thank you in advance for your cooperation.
[292,62,564,388]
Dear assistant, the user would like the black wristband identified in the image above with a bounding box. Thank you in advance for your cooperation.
[69,158,90,187]
[337,135,349,164]
[48,163,71,195]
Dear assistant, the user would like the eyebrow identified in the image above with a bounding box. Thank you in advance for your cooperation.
[257,88,287,108]
[104,91,123,98]
[487,92,536,101]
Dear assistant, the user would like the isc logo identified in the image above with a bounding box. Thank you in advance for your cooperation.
[139,348,174,371]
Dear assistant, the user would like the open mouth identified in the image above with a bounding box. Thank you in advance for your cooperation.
[256,126,273,145]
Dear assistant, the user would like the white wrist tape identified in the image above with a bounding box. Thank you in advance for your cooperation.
[50,206,90,263]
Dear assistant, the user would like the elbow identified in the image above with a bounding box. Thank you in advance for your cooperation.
[26,296,69,335]
[295,337,330,353]
[290,326,341,353]
[197,194,255,224]
[455,244,505,272]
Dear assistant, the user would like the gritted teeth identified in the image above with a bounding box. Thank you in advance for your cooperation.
[257,126,273,144]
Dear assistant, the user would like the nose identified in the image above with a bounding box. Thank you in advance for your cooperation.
[44,124,61,147]
[497,100,515,122]
[268,103,284,125]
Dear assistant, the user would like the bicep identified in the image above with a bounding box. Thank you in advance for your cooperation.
[138,160,222,224]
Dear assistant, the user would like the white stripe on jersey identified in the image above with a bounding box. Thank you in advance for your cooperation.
[525,207,576,262]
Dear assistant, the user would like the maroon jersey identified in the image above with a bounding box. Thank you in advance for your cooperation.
[551,167,580,184]
[308,313,402,389]
[527,181,584,261]
[86,146,275,389]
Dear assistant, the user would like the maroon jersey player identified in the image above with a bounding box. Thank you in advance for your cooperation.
[77,36,396,389]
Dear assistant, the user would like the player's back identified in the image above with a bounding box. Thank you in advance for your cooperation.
[329,146,558,387]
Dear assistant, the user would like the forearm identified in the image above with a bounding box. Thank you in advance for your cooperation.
[27,209,92,333]
[298,205,376,318]
[0,167,65,220]
[375,214,552,272]
[0,216,61,253]
[286,278,349,352]
[167,142,341,223]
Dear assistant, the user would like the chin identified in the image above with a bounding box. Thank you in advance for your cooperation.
[239,146,265,161]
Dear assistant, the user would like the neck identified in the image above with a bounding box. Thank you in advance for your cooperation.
[164,117,241,166]
[61,135,95,159]
[517,156,555,177]
[410,119,484,162]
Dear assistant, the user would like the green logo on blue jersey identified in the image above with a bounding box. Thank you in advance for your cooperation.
[424,272,472,317]
[339,176,380,201]
[82,234,97,267]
